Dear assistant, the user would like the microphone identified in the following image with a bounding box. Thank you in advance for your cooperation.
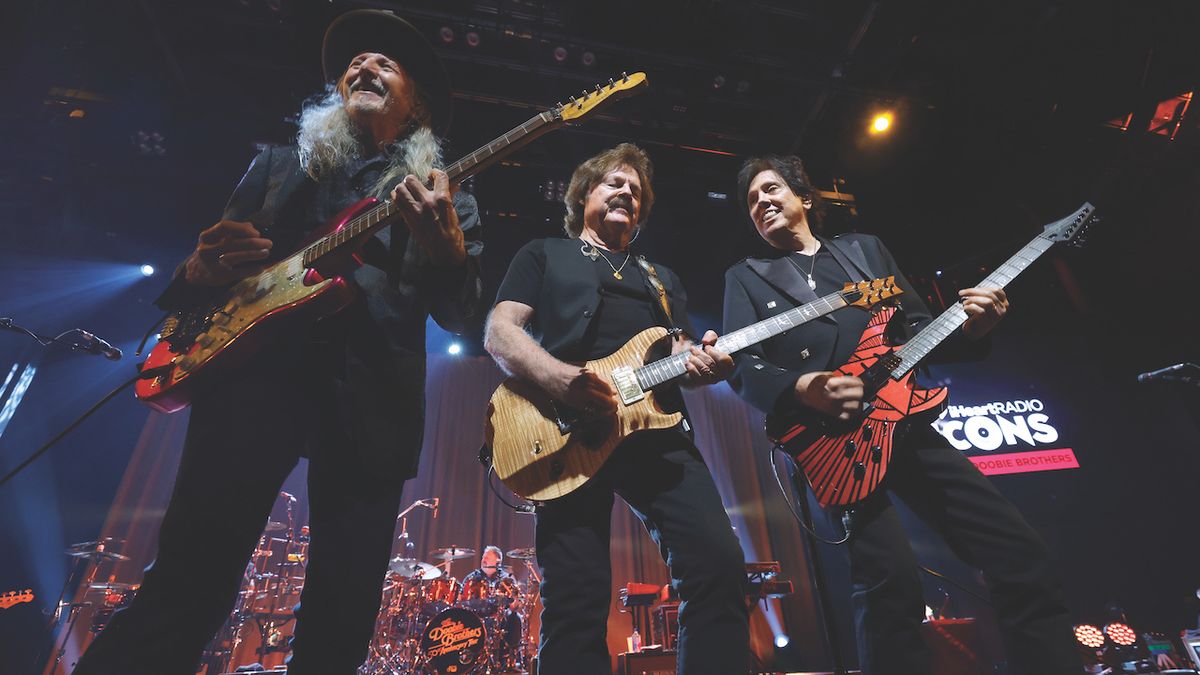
[1137,363,1198,384]
[76,330,123,361]
[280,491,297,502]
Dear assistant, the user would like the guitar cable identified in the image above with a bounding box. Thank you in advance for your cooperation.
[769,446,993,607]
[769,445,854,546]
[483,458,537,515]
[0,374,140,489]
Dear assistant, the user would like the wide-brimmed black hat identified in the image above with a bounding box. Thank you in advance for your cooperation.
[322,9,452,135]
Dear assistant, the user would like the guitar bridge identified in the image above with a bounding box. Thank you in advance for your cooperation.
[611,367,644,405]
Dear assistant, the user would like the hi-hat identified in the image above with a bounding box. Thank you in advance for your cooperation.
[389,557,442,579]
[505,547,536,560]
[429,546,475,561]
[66,538,125,553]
[88,582,139,592]
[68,550,129,562]
[263,520,288,532]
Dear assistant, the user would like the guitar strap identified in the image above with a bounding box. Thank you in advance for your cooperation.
[635,256,684,339]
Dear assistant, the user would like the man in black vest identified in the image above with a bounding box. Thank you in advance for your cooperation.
[485,143,750,674]
[723,155,1080,674]
[74,11,482,674]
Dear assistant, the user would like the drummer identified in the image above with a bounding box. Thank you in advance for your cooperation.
[462,545,513,585]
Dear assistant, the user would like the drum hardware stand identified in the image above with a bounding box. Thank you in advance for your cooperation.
[40,539,127,675]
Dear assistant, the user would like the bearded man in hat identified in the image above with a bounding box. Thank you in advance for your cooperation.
[73,10,482,674]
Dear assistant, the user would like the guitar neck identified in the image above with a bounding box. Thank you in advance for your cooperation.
[301,109,562,267]
[891,235,1056,378]
[634,289,852,390]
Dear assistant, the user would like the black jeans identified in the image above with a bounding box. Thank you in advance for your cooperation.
[534,429,750,675]
[73,350,405,675]
[840,426,1082,675]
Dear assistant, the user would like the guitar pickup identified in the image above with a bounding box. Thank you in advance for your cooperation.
[610,367,644,405]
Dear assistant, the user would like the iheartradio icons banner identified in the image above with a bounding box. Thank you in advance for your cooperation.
[931,397,1080,476]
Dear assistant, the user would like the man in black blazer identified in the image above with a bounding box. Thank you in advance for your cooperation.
[485,143,749,674]
[723,155,1080,674]
[74,11,482,674]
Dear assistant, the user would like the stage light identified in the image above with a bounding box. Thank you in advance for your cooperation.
[935,270,943,278]
[140,264,155,277]
[465,31,481,48]
[870,112,893,134]
[552,46,568,63]
[439,26,455,44]
[736,79,751,94]
[712,75,727,90]
[1104,622,1137,647]
[774,634,789,648]
[580,51,596,67]
[1074,624,1105,649]
[447,342,462,356]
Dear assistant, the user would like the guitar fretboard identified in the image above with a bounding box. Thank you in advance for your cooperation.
[891,236,1055,378]
[300,110,560,268]
[634,291,852,390]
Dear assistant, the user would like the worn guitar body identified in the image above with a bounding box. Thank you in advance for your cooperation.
[766,307,948,507]
[134,199,372,413]
[486,327,682,502]
[135,72,651,414]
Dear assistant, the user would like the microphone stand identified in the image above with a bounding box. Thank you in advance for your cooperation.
[395,499,438,563]
[0,318,122,360]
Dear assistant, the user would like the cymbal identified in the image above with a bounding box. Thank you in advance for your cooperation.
[388,557,442,579]
[263,520,288,532]
[88,582,138,592]
[68,550,129,562]
[429,546,475,561]
[506,547,536,560]
[66,537,125,553]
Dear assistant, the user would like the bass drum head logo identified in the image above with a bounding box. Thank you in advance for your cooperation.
[420,607,487,673]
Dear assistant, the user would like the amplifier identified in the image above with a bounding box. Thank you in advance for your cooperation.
[617,650,677,675]
[652,603,679,650]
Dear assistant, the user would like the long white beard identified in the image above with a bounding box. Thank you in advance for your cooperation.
[296,88,443,198]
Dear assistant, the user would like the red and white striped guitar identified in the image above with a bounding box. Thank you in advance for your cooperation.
[765,202,1096,507]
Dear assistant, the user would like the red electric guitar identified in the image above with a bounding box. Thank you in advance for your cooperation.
[765,202,1097,507]
[136,73,648,413]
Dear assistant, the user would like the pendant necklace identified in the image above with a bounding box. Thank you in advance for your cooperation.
[787,249,819,291]
[581,241,632,280]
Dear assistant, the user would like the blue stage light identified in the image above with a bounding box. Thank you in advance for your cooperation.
[774,634,790,648]
[140,264,155,277]
[447,342,462,356]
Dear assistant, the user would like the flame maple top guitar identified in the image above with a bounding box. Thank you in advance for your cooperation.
[765,202,1097,508]
[135,74,648,413]
[486,277,903,501]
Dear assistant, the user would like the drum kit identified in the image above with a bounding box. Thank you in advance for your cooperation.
[361,543,541,675]
[43,537,137,673]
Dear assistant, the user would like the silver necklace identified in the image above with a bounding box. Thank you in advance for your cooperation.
[787,249,819,291]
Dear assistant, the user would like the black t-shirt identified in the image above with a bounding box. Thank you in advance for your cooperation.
[788,246,874,366]
[495,240,667,361]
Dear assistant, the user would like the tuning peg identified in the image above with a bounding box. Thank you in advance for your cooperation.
[621,71,628,81]
[608,78,615,88]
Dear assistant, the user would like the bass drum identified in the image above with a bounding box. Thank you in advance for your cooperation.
[420,607,487,674]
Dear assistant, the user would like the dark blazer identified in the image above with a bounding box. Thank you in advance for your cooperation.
[519,237,697,361]
[155,145,484,479]
[722,232,985,416]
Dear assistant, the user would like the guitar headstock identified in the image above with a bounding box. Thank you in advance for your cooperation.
[557,72,648,122]
[841,276,903,310]
[1040,202,1097,248]
[0,589,34,609]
